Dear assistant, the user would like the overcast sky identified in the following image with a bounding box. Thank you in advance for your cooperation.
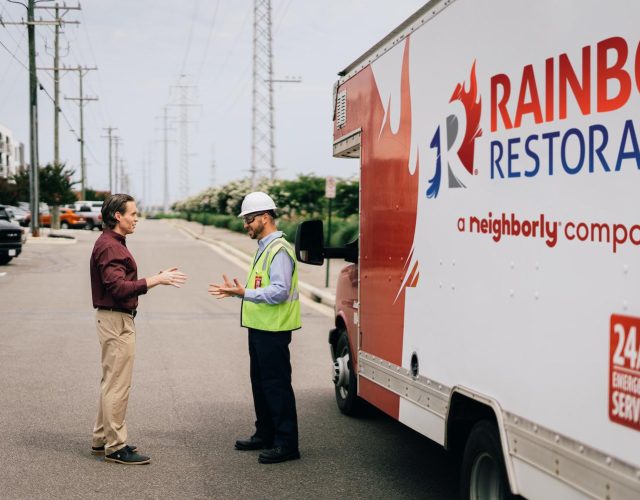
[0,0,425,205]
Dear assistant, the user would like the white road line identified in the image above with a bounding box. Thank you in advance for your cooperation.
[176,225,334,318]
[0,272,7,277]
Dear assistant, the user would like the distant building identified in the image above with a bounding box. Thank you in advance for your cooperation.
[0,124,26,179]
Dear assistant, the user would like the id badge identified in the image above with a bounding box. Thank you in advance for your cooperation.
[254,274,262,288]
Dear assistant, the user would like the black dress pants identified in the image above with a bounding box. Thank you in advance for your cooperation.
[248,328,298,450]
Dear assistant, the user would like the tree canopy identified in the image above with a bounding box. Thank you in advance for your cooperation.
[0,163,78,206]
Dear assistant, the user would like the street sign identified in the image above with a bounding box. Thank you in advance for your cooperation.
[325,176,336,199]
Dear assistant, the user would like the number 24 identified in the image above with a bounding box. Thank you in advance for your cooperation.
[613,323,640,370]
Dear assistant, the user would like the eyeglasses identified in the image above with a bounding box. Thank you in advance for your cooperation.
[242,212,265,224]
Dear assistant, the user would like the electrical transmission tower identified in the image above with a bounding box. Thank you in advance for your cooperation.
[210,144,216,187]
[169,75,198,200]
[251,1,301,185]
[251,0,275,186]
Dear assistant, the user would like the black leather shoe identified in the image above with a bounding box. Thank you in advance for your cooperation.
[235,436,272,451]
[258,447,300,464]
[105,447,150,465]
[91,444,137,456]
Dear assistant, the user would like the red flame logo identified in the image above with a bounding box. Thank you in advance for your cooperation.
[449,61,482,174]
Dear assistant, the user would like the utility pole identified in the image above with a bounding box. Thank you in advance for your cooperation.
[39,3,80,166]
[4,1,79,236]
[101,126,117,193]
[169,75,198,200]
[141,148,152,212]
[120,158,129,193]
[27,0,40,236]
[53,4,60,164]
[144,146,151,211]
[64,66,97,200]
[113,135,120,192]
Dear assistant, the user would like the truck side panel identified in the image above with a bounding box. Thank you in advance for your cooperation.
[334,40,418,419]
[334,0,640,497]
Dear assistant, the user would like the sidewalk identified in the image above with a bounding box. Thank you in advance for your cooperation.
[168,218,346,307]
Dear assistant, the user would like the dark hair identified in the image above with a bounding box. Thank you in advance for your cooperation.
[102,193,134,229]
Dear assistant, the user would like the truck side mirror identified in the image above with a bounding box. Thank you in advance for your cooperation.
[295,220,325,265]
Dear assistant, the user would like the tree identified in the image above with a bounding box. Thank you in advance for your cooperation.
[7,169,30,203]
[39,163,77,206]
[83,188,109,201]
[0,177,19,205]
[2,164,77,207]
[334,178,359,218]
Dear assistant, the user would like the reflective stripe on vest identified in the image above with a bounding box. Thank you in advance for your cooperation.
[241,237,301,332]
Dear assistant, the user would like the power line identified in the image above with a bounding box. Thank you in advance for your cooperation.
[0,2,28,48]
[273,0,293,33]
[196,0,220,83]
[37,78,81,142]
[180,0,199,75]
[79,8,111,125]
[209,7,251,88]
[0,37,29,71]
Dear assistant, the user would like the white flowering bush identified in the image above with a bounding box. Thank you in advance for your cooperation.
[168,175,359,244]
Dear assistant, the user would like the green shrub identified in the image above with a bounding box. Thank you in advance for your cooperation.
[153,212,185,219]
[331,220,359,246]
[277,219,300,243]
[228,218,245,232]
[210,214,234,228]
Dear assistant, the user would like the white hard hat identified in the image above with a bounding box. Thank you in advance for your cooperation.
[238,191,277,217]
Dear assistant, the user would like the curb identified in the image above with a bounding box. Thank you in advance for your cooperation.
[172,220,337,308]
[25,231,78,245]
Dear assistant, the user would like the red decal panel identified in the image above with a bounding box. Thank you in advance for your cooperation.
[610,314,640,432]
[359,377,400,420]
[358,40,417,366]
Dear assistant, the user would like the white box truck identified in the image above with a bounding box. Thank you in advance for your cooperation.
[296,1,640,498]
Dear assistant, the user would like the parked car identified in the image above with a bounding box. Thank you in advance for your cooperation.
[74,204,103,230]
[17,202,48,228]
[40,208,86,229]
[19,211,31,227]
[0,205,27,226]
[0,206,23,264]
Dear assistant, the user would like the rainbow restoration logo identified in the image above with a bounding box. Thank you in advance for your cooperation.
[426,62,483,199]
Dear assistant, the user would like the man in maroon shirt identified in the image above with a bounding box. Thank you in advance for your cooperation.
[90,193,186,465]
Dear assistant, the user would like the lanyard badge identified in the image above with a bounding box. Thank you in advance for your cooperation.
[254,274,263,288]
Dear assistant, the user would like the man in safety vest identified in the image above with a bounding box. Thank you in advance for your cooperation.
[209,191,301,464]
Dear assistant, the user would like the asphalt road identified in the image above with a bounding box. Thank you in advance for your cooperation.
[0,220,456,499]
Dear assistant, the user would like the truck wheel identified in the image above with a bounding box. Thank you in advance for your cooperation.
[86,220,94,231]
[334,330,364,416]
[61,221,69,229]
[0,255,12,265]
[461,421,514,500]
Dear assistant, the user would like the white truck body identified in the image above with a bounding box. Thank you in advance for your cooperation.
[326,1,640,498]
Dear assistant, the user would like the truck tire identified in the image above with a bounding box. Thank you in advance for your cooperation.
[460,421,514,500]
[61,221,69,230]
[86,220,94,231]
[0,255,12,265]
[334,330,365,416]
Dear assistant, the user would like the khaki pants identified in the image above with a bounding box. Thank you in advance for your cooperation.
[92,310,136,455]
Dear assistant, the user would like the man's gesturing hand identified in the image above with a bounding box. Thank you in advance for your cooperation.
[208,274,245,299]
[146,267,187,289]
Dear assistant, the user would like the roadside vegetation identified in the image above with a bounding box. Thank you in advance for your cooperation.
[162,175,359,246]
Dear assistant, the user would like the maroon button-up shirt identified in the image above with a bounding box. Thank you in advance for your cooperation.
[90,229,148,310]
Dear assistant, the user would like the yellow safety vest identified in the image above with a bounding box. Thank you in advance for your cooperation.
[241,236,301,332]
